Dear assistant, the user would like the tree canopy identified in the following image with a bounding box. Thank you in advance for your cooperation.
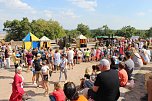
[3,17,152,41]
[77,23,91,37]
[4,17,66,41]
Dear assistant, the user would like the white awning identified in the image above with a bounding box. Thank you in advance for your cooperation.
[40,36,51,42]
[77,34,87,39]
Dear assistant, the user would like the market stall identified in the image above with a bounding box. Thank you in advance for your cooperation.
[40,36,51,48]
[76,34,87,48]
[22,32,40,50]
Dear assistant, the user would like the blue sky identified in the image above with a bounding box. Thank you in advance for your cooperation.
[0,0,152,31]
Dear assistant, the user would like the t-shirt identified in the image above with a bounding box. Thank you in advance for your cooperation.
[140,50,150,63]
[85,50,90,57]
[5,49,9,58]
[125,59,134,70]
[33,59,42,71]
[132,53,143,67]
[12,53,19,64]
[51,89,66,101]
[139,42,143,49]
[94,69,120,101]
[119,47,124,55]
[110,64,119,70]
[41,65,49,74]
[93,49,96,56]
[75,95,88,101]
[26,53,33,61]
[32,50,37,57]
[60,58,68,68]
[77,50,82,57]
[118,69,128,87]
[54,52,61,65]
[41,52,45,59]
[96,49,100,57]
[68,50,74,60]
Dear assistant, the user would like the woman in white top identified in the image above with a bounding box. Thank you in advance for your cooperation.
[59,54,68,83]
[140,49,150,65]
[41,61,49,96]
[77,49,83,64]
[54,49,61,72]
[131,48,143,67]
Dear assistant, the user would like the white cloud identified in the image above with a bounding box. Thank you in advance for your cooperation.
[61,10,79,19]
[137,12,145,16]
[69,0,97,11]
[148,9,152,13]
[0,0,32,10]
[43,10,53,18]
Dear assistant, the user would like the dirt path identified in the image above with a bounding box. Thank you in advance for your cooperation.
[0,61,98,101]
[0,62,151,101]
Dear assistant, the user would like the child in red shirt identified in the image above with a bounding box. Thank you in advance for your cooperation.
[118,62,128,87]
[50,82,66,101]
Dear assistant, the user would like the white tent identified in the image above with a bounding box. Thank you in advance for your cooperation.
[76,34,87,47]
[77,34,87,39]
[40,36,51,42]
[40,36,51,48]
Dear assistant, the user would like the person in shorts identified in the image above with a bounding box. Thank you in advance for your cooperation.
[26,50,33,72]
[33,53,42,87]
[12,49,20,71]
[41,61,49,96]
[59,54,68,83]
[48,48,54,70]
[31,59,36,85]
[67,47,74,69]
[54,49,61,72]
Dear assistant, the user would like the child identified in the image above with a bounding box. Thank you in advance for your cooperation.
[49,82,66,101]
[80,68,94,89]
[84,67,91,80]
[118,62,128,87]
[41,61,49,96]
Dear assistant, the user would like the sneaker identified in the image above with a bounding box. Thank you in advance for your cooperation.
[36,84,40,88]
[33,82,37,86]
[64,80,67,83]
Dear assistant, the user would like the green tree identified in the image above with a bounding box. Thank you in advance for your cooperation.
[3,17,31,41]
[31,19,45,38]
[77,23,91,37]
[67,30,81,38]
[146,27,152,38]
[102,25,109,35]
[3,18,66,41]
[116,26,137,38]
[47,20,66,39]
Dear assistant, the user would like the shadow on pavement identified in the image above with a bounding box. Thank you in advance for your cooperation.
[0,76,13,79]
[26,90,44,97]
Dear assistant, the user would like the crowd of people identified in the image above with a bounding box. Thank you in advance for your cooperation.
[0,38,151,101]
